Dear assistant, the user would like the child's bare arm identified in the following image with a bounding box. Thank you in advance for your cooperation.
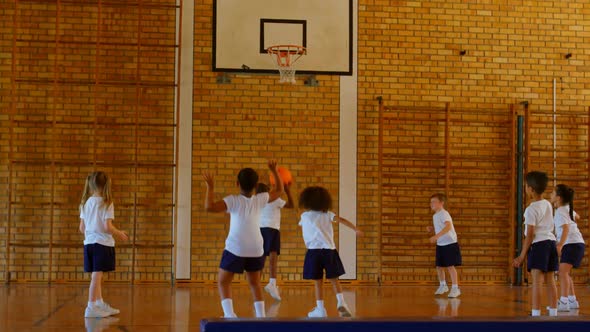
[267,160,284,202]
[106,219,129,241]
[79,219,85,234]
[429,221,452,243]
[513,225,534,267]
[203,172,228,212]
[284,183,294,208]
[335,216,363,236]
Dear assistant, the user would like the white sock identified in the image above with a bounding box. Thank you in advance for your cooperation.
[269,278,277,286]
[254,301,265,318]
[88,301,98,308]
[316,300,325,309]
[568,295,577,302]
[548,308,558,316]
[97,299,105,305]
[451,284,459,289]
[440,281,447,286]
[221,298,235,317]
[531,309,541,316]
[336,293,345,305]
[560,296,568,303]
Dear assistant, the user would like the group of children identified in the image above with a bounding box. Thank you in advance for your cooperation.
[203,160,362,318]
[513,171,585,316]
[77,167,584,319]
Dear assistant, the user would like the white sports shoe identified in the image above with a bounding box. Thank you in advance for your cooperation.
[84,306,111,318]
[264,283,282,301]
[434,285,449,295]
[569,300,580,309]
[337,303,352,317]
[308,306,327,318]
[557,300,570,312]
[98,301,120,315]
[447,288,461,298]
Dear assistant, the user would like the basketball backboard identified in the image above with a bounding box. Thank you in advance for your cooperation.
[213,0,352,75]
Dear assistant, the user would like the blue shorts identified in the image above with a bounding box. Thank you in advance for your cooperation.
[261,228,280,256]
[527,240,559,272]
[435,243,462,267]
[561,243,585,268]
[84,243,116,273]
[219,250,265,273]
[303,249,345,280]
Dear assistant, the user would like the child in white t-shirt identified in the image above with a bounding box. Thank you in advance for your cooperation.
[513,171,558,316]
[551,184,585,311]
[79,171,128,318]
[427,193,461,298]
[298,186,362,318]
[203,160,283,318]
[255,182,294,301]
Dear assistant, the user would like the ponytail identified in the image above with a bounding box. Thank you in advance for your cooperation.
[555,184,575,221]
[568,187,575,222]
[80,173,93,212]
[82,171,113,210]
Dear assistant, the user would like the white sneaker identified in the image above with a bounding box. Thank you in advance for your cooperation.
[223,313,238,318]
[569,300,580,309]
[557,300,570,312]
[264,283,282,301]
[307,306,327,318]
[84,306,111,318]
[98,302,120,315]
[337,303,352,317]
[447,288,461,298]
[434,285,449,295]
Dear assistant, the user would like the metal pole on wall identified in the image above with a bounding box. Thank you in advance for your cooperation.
[515,114,524,285]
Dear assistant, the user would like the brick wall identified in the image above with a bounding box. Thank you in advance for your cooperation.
[2,0,177,282]
[357,0,590,283]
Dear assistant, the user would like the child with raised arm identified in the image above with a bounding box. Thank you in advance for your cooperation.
[298,186,362,318]
[256,182,294,301]
[203,160,283,318]
[80,171,129,318]
[427,193,462,298]
[513,171,558,316]
[551,184,585,311]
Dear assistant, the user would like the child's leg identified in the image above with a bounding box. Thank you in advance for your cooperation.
[314,279,324,301]
[559,263,573,300]
[218,268,234,299]
[530,269,543,311]
[447,266,458,287]
[246,270,265,318]
[269,252,278,281]
[329,278,343,294]
[568,274,576,297]
[545,271,558,312]
[218,269,236,317]
[88,272,103,303]
[436,267,446,283]
[245,270,264,302]
[329,278,351,316]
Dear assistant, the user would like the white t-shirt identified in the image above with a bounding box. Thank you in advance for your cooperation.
[223,192,269,257]
[260,198,286,230]
[554,205,584,245]
[524,199,556,243]
[80,196,115,247]
[299,211,337,250]
[432,209,457,246]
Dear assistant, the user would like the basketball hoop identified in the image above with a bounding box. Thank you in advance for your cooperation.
[267,45,306,84]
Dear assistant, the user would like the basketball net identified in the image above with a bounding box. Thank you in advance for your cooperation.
[267,45,306,84]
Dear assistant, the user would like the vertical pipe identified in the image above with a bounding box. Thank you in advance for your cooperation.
[553,78,557,186]
[508,105,516,284]
[172,0,184,284]
[132,0,143,284]
[6,0,18,283]
[48,0,62,283]
[588,106,590,282]
[516,114,525,285]
[376,96,383,285]
[444,103,450,195]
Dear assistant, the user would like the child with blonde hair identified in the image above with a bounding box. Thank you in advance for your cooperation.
[80,171,128,318]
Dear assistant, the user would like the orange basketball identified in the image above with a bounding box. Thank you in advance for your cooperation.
[269,166,293,186]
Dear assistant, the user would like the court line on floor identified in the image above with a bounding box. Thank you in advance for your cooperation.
[33,291,83,327]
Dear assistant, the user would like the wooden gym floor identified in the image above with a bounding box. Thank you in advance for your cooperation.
[1,283,588,331]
